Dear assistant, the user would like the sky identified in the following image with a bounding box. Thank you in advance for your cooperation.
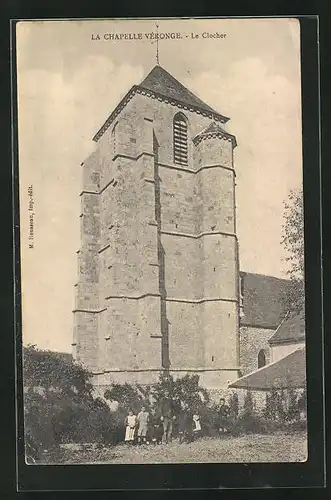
[16,18,303,352]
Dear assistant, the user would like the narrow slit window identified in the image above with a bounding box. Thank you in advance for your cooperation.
[173,113,188,166]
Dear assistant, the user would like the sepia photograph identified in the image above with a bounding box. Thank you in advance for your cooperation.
[16,17,307,466]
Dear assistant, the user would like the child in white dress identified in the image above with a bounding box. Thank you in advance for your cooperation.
[192,413,202,440]
[124,409,137,443]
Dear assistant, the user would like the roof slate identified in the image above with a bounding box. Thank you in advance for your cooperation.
[93,64,230,141]
[193,121,237,147]
[268,311,305,344]
[240,272,290,329]
[200,122,228,134]
[139,65,229,121]
[229,347,306,390]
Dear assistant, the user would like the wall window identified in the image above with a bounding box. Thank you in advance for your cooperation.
[258,349,267,368]
[173,113,188,165]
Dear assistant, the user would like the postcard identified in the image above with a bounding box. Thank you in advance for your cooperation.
[15,17,308,467]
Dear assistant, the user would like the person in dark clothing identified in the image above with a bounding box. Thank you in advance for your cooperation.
[218,398,230,434]
[177,403,193,443]
[149,409,163,445]
[159,390,176,444]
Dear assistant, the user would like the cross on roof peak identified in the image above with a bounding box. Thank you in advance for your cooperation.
[155,21,160,65]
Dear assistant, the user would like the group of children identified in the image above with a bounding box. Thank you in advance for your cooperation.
[124,407,163,445]
[124,403,204,445]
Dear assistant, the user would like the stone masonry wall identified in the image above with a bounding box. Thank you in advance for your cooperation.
[239,326,274,375]
[74,90,239,387]
[73,150,101,370]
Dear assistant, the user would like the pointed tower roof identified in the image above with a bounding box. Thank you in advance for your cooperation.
[193,121,237,148]
[138,66,227,118]
[93,65,230,142]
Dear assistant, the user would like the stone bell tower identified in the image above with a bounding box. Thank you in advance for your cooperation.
[72,65,240,389]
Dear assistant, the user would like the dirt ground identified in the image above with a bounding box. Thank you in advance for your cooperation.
[43,430,307,464]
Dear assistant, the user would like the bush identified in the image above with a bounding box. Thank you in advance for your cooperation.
[103,373,211,439]
[24,345,306,459]
[104,382,151,413]
[23,346,114,461]
[263,389,286,422]
[150,373,210,415]
[229,392,239,420]
[286,388,299,422]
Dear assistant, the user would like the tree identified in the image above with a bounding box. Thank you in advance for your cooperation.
[23,346,113,461]
[243,390,254,415]
[286,388,299,422]
[228,392,239,420]
[23,345,93,397]
[264,389,286,422]
[104,373,213,437]
[150,372,210,415]
[281,188,305,315]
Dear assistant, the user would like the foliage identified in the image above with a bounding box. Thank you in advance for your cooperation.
[23,346,114,462]
[197,403,221,437]
[104,383,151,413]
[243,390,254,415]
[24,345,308,461]
[263,389,286,421]
[281,188,305,314]
[24,345,93,397]
[263,388,305,424]
[286,388,300,422]
[103,373,211,440]
[236,391,257,433]
[150,372,210,415]
[297,388,307,414]
[228,392,239,419]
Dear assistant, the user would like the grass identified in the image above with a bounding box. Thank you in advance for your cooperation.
[41,430,307,464]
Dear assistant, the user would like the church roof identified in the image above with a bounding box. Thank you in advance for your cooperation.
[240,272,290,329]
[93,65,229,142]
[229,347,306,391]
[268,311,305,345]
[138,66,229,120]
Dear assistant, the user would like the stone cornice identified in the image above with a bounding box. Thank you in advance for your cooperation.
[72,308,106,314]
[193,129,237,148]
[105,293,161,301]
[79,159,236,198]
[101,294,238,304]
[160,229,237,240]
[158,162,235,176]
[239,322,279,330]
[112,151,155,162]
[166,297,238,304]
[92,84,229,143]
[95,367,240,374]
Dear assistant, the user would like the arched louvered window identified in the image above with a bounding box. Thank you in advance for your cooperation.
[258,349,267,369]
[173,113,188,165]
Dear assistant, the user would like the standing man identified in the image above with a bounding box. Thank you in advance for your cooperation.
[218,398,230,435]
[160,390,176,444]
